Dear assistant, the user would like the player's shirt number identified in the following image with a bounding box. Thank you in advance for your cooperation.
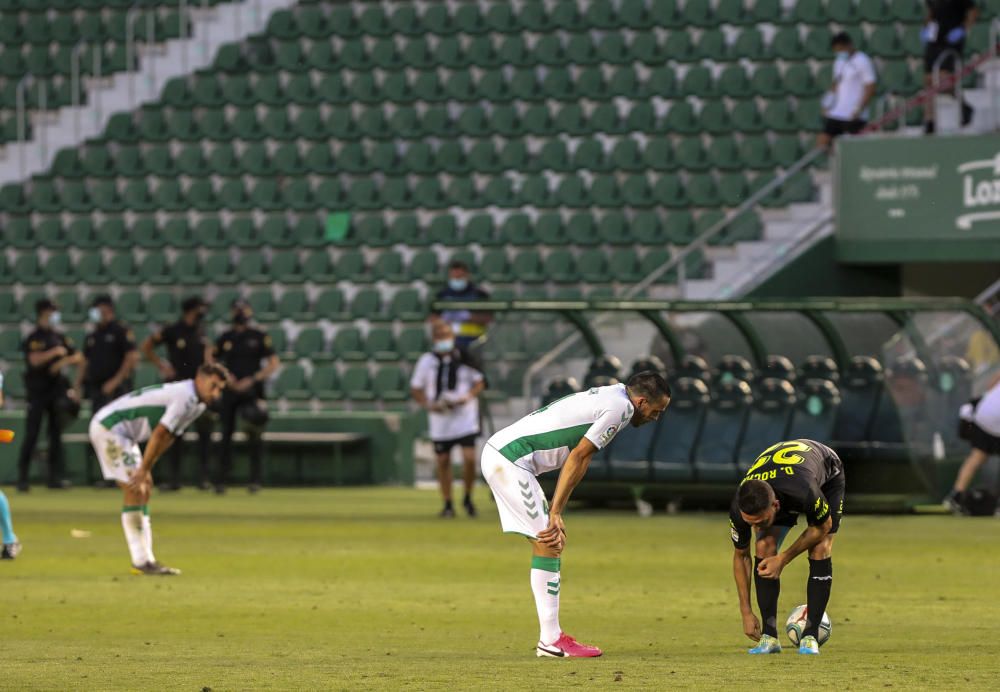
[744,440,812,477]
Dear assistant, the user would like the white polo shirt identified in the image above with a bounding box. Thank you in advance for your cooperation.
[410,352,484,441]
[974,381,1000,437]
[828,51,877,122]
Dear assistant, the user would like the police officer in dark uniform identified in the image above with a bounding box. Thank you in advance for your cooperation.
[210,299,280,494]
[76,295,139,414]
[17,298,84,491]
[141,296,215,491]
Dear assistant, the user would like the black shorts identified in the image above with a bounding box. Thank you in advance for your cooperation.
[775,469,846,535]
[969,422,1000,456]
[924,41,964,74]
[823,117,866,138]
[433,433,478,455]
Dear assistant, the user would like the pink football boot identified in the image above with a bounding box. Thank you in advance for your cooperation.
[536,633,603,658]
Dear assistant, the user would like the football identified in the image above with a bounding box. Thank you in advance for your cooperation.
[786,604,832,646]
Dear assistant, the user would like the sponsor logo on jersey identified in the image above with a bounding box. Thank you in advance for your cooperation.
[599,425,618,445]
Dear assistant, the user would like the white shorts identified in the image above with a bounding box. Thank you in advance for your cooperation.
[88,418,142,484]
[481,444,548,539]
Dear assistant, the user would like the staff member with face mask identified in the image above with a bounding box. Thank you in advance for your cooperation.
[816,32,876,150]
[410,321,487,518]
[142,296,216,491]
[17,298,84,491]
[209,299,280,494]
[432,260,493,352]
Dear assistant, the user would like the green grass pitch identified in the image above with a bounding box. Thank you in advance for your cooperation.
[2,487,998,690]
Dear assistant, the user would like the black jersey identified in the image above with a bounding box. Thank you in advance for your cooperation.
[728,439,844,549]
[155,320,207,380]
[83,320,137,388]
[215,327,274,397]
[22,327,76,397]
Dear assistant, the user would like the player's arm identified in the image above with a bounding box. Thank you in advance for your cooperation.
[537,438,599,549]
[733,545,761,641]
[127,423,176,497]
[757,515,832,579]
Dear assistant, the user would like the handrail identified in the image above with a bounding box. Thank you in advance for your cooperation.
[518,145,825,412]
[931,48,964,130]
[864,31,1000,135]
[126,6,142,108]
[715,212,834,299]
[71,42,88,141]
[180,0,188,71]
[15,75,32,179]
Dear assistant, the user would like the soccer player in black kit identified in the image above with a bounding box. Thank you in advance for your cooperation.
[729,439,845,655]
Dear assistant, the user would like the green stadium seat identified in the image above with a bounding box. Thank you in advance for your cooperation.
[105,250,139,286]
[270,250,304,283]
[510,249,545,283]
[43,252,76,286]
[342,365,375,402]
[293,327,328,361]
[349,288,382,320]
[314,288,348,321]
[77,251,110,284]
[387,288,427,322]
[365,327,399,362]
[248,289,278,323]
[732,28,768,61]
[708,137,742,171]
[332,327,367,361]
[273,364,311,401]
[309,364,344,400]
[827,0,860,23]
[792,0,827,24]
[275,289,310,321]
[407,249,439,282]
[203,251,238,285]
[236,254,269,283]
[146,292,176,323]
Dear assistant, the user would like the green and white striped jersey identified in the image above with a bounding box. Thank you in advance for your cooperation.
[487,383,634,475]
[94,380,205,442]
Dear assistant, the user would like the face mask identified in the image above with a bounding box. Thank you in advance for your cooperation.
[194,310,207,324]
[447,278,468,292]
[49,311,62,327]
[433,339,454,354]
[88,307,102,323]
[233,312,249,325]
[834,50,849,61]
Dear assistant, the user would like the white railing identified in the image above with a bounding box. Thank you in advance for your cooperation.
[519,146,826,412]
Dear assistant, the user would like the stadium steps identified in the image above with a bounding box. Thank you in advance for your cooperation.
[0,0,298,186]
[684,170,835,300]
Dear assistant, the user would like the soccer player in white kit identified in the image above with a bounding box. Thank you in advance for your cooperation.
[89,363,228,574]
[482,371,671,657]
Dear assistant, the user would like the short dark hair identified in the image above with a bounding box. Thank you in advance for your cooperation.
[181,296,207,313]
[737,479,775,516]
[626,371,671,401]
[91,294,113,308]
[448,260,469,272]
[35,298,57,315]
[831,31,853,48]
[198,362,231,381]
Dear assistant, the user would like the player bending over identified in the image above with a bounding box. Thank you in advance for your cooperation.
[730,439,845,655]
[88,363,228,575]
[482,372,671,658]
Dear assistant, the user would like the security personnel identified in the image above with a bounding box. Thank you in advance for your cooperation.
[141,296,214,491]
[17,298,84,491]
[210,299,280,494]
[77,295,139,413]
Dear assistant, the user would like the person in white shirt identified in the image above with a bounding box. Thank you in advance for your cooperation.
[817,32,877,150]
[946,372,1000,513]
[482,371,671,658]
[410,321,486,518]
[88,362,229,574]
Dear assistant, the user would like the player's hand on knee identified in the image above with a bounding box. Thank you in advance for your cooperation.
[536,514,566,551]
[742,612,762,641]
